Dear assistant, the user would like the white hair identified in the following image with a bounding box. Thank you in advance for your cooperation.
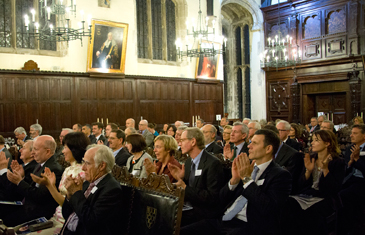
[14,127,27,135]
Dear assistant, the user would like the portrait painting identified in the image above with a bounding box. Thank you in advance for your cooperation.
[87,20,128,73]
[98,0,110,8]
[195,41,221,79]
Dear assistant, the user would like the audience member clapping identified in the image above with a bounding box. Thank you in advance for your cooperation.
[125,134,153,178]
[144,135,182,183]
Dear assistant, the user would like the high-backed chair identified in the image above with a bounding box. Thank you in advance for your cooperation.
[112,165,184,235]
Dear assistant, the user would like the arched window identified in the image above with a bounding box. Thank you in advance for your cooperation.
[0,0,57,52]
[237,68,243,119]
[136,0,177,62]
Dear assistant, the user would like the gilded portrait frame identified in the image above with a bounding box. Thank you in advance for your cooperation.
[87,19,128,73]
[195,41,221,79]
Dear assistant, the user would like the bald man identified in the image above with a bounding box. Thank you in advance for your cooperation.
[0,135,64,226]
[139,119,154,148]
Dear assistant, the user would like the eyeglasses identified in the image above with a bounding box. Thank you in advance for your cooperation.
[179,138,191,143]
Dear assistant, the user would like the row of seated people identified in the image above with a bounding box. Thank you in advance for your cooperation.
[0,121,364,234]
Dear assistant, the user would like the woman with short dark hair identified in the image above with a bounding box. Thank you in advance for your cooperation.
[166,124,177,137]
[283,130,346,235]
[125,134,153,178]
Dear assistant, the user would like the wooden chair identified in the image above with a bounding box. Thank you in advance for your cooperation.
[112,165,184,235]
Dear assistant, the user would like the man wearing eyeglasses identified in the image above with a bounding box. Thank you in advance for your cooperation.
[202,124,223,154]
[276,120,301,151]
[0,135,64,226]
[60,145,124,235]
[169,127,224,226]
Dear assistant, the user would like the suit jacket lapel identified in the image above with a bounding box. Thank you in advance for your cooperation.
[275,145,288,165]
[184,158,192,183]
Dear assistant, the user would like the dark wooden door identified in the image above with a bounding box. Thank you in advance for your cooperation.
[316,93,346,124]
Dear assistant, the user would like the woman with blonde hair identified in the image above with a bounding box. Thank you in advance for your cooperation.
[143,135,182,182]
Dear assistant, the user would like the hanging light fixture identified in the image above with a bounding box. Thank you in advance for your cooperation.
[24,0,92,45]
[175,0,226,59]
[260,2,301,68]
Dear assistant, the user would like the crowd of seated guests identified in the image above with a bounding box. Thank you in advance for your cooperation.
[0,115,364,235]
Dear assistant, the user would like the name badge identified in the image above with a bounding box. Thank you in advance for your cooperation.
[360,152,365,156]
[91,186,98,194]
[35,183,40,188]
[195,169,202,176]
[256,179,265,186]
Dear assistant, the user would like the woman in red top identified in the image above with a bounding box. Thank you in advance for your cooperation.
[144,135,182,183]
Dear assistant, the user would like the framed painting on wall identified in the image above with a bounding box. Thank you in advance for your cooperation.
[98,0,111,8]
[87,19,128,73]
[195,41,221,79]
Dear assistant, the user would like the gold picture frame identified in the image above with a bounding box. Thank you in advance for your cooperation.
[195,41,221,79]
[87,19,128,73]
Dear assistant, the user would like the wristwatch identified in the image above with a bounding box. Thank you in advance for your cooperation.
[242,176,252,184]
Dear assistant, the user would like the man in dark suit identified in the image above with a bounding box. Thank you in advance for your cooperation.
[305,117,320,133]
[82,124,96,143]
[109,129,130,166]
[14,126,32,149]
[0,135,64,226]
[0,135,12,168]
[169,127,225,226]
[223,122,249,161]
[139,119,154,148]
[0,140,37,200]
[60,145,124,235]
[247,121,261,143]
[180,129,292,235]
[202,124,223,154]
[91,122,107,144]
[276,120,301,151]
[104,123,118,147]
[338,124,365,235]
[263,125,304,194]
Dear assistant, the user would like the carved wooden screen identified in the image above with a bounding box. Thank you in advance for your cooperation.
[152,0,163,60]
[136,0,148,59]
[0,0,11,48]
[16,0,35,49]
[166,0,176,61]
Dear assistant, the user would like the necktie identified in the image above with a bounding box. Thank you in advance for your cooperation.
[33,164,42,176]
[232,147,238,161]
[61,182,96,234]
[189,162,196,186]
[222,166,259,221]
[310,126,314,132]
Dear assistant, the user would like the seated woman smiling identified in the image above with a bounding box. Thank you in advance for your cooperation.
[143,135,182,183]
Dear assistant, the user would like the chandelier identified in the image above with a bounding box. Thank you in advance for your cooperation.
[24,0,92,45]
[260,2,301,68]
[175,0,226,59]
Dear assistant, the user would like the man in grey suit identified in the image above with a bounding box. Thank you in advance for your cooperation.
[139,119,154,148]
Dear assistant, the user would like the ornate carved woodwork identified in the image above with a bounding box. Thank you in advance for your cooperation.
[262,0,364,123]
[348,70,361,118]
[268,81,290,113]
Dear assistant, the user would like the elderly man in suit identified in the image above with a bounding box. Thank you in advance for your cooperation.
[247,121,261,143]
[0,140,38,201]
[181,129,292,235]
[305,117,320,133]
[139,119,154,148]
[223,122,249,161]
[29,123,42,140]
[60,145,124,235]
[276,120,301,151]
[263,125,304,194]
[202,124,223,154]
[108,129,130,166]
[14,126,32,148]
[0,135,64,226]
[169,127,225,226]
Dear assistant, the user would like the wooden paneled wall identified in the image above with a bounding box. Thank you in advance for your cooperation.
[0,72,223,138]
